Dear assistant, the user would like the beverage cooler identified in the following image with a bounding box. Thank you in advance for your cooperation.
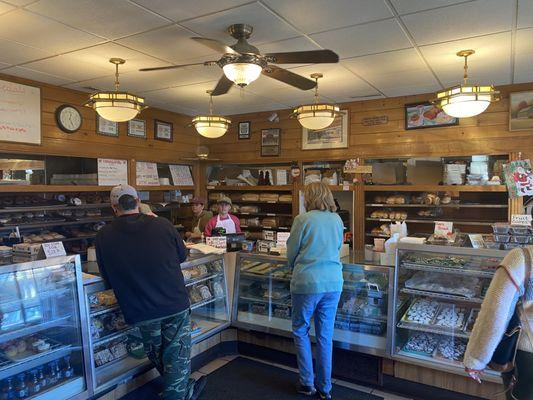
[232,253,394,356]
[392,243,507,382]
[0,255,90,400]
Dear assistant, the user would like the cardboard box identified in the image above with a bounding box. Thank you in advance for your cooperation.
[407,161,442,185]
[372,162,406,184]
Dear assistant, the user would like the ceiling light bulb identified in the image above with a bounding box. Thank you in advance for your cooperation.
[223,62,262,87]
[192,91,231,138]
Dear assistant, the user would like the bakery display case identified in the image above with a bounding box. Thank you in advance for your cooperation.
[233,253,394,356]
[0,255,90,400]
[392,243,507,382]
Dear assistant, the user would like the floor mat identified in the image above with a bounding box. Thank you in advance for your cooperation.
[122,357,383,400]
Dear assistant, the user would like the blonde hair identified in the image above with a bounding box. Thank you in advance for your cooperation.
[304,182,337,212]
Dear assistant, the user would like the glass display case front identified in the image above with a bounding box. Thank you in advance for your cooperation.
[233,253,394,355]
[392,243,507,382]
[0,255,89,400]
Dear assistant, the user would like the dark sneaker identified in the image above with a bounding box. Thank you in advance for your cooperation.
[296,382,317,396]
[190,376,207,400]
[317,390,332,400]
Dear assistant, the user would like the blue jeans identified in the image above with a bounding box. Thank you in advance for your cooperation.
[292,292,341,394]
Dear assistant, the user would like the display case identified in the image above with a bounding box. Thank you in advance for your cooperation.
[0,255,90,400]
[392,243,507,382]
[83,254,230,394]
[232,253,394,356]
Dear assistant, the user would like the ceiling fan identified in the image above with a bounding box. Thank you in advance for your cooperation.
[139,23,339,96]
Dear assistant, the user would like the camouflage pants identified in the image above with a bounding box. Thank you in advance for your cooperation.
[137,309,194,400]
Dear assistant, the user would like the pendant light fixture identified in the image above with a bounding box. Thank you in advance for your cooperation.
[85,58,146,122]
[191,90,231,138]
[292,73,340,130]
[434,50,499,118]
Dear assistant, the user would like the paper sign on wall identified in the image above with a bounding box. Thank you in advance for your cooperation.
[434,221,454,238]
[97,158,128,186]
[136,161,159,186]
[169,165,194,186]
[511,214,533,226]
[40,242,66,258]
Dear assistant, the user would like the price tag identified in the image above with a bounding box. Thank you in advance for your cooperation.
[468,234,485,249]
[511,214,532,226]
[41,242,66,258]
[434,221,454,238]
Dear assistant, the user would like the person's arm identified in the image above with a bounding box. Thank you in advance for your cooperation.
[231,214,241,233]
[199,212,213,233]
[204,217,215,237]
[286,216,303,269]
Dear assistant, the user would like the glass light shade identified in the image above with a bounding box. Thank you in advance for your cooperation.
[192,115,231,138]
[222,62,262,87]
[86,92,145,122]
[294,103,340,130]
[436,85,498,118]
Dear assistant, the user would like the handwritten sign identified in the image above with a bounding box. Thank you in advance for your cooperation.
[97,158,128,186]
[434,221,454,238]
[206,236,227,249]
[0,79,41,144]
[362,115,388,126]
[136,161,159,186]
[468,234,485,249]
[41,242,66,258]
[511,214,532,226]
[169,164,194,186]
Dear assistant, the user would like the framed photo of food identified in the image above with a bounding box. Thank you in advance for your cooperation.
[154,119,173,142]
[509,91,533,131]
[405,102,458,130]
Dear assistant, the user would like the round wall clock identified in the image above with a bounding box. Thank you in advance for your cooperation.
[55,105,83,133]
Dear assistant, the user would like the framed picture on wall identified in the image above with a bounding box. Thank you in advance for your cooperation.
[238,121,251,139]
[261,128,280,156]
[301,110,348,150]
[128,119,146,138]
[154,119,173,142]
[97,115,119,137]
[509,91,533,131]
[405,102,458,130]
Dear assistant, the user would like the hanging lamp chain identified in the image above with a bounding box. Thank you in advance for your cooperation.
[208,93,214,116]
[463,54,469,85]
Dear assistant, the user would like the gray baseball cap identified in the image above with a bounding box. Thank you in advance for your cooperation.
[110,184,138,205]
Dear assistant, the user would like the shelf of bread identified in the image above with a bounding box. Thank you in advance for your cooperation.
[363,185,507,192]
[366,218,494,226]
[0,185,115,193]
[206,185,293,191]
[134,185,195,191]
[366,203,507,208]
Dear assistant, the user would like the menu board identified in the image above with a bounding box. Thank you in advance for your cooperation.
[169,164,194,186]
[97,158,128,186]
[136,161,159,186]
[0,79,41,144]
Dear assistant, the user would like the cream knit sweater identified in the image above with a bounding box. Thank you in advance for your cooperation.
[464,247,533,371]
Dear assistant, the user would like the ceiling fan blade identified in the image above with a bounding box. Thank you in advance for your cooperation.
[191,37,239,55]
[265,49,339,64]
[262,66,316,90]
[139,62,211,72]
[211,75,234,96]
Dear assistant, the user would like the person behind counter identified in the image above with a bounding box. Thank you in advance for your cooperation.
[464,246,532,399]
[185,197,212,241]
[287,182,344,400]
[203,196,241,236]
[95,184,206,400]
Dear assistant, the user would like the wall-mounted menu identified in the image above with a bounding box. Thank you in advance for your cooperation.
[136,161,159,186]
[98,158,128,186]
[169,164,194,186]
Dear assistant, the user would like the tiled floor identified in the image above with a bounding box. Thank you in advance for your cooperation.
[190,356,413,400]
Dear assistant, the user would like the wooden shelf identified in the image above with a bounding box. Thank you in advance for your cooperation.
[206,185,293,191]
[365,218,497,226]
[366,203,508,208]
[0,185,114,193]
[298,185,352,191]
[363,185,508,192]
[135,185,195,191]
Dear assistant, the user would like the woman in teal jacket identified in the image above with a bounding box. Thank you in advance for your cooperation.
[287,182,344,400]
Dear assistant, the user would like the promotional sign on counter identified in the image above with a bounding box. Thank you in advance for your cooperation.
[136,161,159,186]
[511,214,533,226]
[97,158,128,186]
[40,242,67,258]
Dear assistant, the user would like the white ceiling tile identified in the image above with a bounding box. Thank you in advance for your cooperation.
[27,0,170,40]
[148,101,200,116]
[129,0,250,22]
[0,38,53,65]
[2,65,75,86]
[311,19,411,58]
[0,9,103,53]
[117,25,219,64]
[262,0,393,34]
[518,0,533,29]
[343,48,441,97]
[23,56,112,81]
[0,62,11,69]
[2,0,35,6]
[180,3,301,45]
[420,31,511,87]
[0,2,14,14]
[401,0,515,46]
[390,0,474,15]
[514,28,533,83]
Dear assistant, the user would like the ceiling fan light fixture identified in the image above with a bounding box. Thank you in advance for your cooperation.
[434,50,499,118]
[222,62,262,87]
[192,91,231,138]
[85,58,146,122]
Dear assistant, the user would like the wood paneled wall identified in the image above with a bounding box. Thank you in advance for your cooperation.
[200,83,533,163]
[0,73,199,163]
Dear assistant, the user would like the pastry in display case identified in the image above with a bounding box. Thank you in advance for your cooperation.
[392,243,507,381]
[233,253,394,356]
[0,255,89,400]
